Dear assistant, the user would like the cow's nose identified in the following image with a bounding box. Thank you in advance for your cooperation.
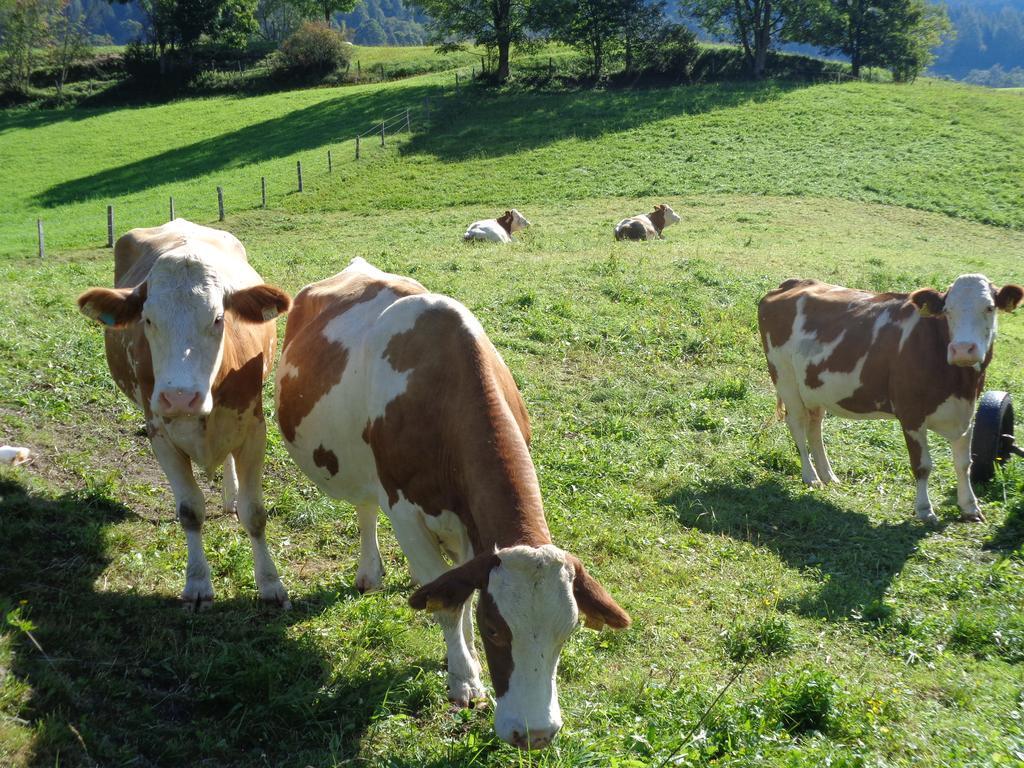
[508,725,559,750]
[949,342,980,366]
[158,389,202,415]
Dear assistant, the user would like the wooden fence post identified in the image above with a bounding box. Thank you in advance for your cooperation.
[328,149,333,172]
[107,205,114,247]
[455,71,460,95]
[356,135,360,159]
[357,60,361,81]
[405,107,410,132]
[261,176,267,208]
[37,219,44,259]
[297,160,303,192]
[169,196,175,221]
[217,186,224,221]
[380,120,385,147]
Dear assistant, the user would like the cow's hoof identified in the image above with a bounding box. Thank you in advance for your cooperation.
[960,509,985,523]
[823,473,840,485]
[916,508,939,525]
[355,567,384,594]
[448,680,486,708]
[259,580,292,610]
[182,580,214,611]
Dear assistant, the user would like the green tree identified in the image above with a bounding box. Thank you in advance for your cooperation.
[0,0,58,94]
[685,0,810,78]
[802,0,953,79]
[50,0,92,100]
[409,0,530,81]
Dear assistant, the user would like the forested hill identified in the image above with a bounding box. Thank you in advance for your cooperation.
[79,0,1023,84]
[931,0,1024,84]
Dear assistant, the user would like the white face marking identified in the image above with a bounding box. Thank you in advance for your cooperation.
[509,209,531,231]
[661,205,681,226]
[143,254,227,417]
[942,274,997,367]
[489,545,576,748]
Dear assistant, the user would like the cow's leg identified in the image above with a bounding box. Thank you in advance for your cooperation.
[771,358,821,485]
[901,425,937,523]
[806,407,839,484]
[222,454,238,516]
[151,435,213,609]
[354,501,385,593]
[949,430,983,522]
[386,498,484,706]
[233,423,290,609]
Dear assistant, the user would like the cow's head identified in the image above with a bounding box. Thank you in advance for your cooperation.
[657,204,681,228]
[910,274,1023,368]
[409,544,629,750]
[79,255,291,417]
[507,209,532,233]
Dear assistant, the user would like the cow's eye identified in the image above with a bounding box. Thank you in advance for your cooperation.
[214,314,224,326]
[987,306,996,313]
[144,318,152,326]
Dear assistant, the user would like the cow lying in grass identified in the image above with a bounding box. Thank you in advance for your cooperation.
[463,209,531,243]
[759,274,1023,523]
[275,257,630,750]
[614,204,680,240]
[78,219,292,609]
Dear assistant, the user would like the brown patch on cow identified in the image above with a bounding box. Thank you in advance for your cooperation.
[104,321,155,414]
[903,430,927,479]
[363,307,549,552]
[647,205,667,235]
[757,278,818,350]
[496,211,513,235]
[313,444,339,477]
[477,589,513,697]
[909,288,946,317]
[178,503,202,531]
[213,314,275,414]
[361,420,372,445]
[78,283,148,328]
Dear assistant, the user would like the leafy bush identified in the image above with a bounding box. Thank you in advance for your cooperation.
[278,22,349,75]
[122,41,159,81]
[637,23,700,79]
[721,615,794,663]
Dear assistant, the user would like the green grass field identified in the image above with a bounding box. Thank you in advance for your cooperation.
[2,53,1024,767]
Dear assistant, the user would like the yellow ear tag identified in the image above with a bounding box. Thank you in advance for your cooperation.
[426,598,445,612]
[584,615,604,631]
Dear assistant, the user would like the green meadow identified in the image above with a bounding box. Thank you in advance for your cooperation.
[1,51,1024,766]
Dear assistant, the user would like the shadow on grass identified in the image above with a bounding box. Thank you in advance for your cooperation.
[35,79,807,209]
[984,492,1024,554]
[0,475,434,766]
[662,478,932,621]
[34,83,441,208]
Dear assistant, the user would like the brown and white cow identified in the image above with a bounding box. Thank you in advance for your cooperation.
[463,209,531,243]
[614,204,681,241]
[759,274,1023,523]
[78,219,292,609]
[275,257,630,749]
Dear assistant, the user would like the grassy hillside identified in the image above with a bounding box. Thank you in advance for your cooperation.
[1,74,1022,259]
[1,70,1024,767]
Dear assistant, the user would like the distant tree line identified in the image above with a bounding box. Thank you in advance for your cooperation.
[409,0,954,82]
[931,0,1024,80]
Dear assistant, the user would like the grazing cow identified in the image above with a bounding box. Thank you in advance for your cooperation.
[275,258,630,749]
[77,219,293,609]
[463,209,531,243]
[614,204,680,241]
[758,274,1023,523]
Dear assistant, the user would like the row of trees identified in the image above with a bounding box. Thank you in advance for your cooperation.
[412,0,954,82]
[0,0,92,96]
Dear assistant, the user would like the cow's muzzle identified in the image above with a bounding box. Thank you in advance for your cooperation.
[948,342,982,367]
[157,388,204,416]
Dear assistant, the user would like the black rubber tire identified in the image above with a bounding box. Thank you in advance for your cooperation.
[971,390,1014,483]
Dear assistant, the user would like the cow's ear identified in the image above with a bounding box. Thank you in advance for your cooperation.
[568,555,631,631]
[225,284,292,323]
[995,284,1024,312]
[909,288,946,318]
[78,283,147,328]
[409,552,500,613]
